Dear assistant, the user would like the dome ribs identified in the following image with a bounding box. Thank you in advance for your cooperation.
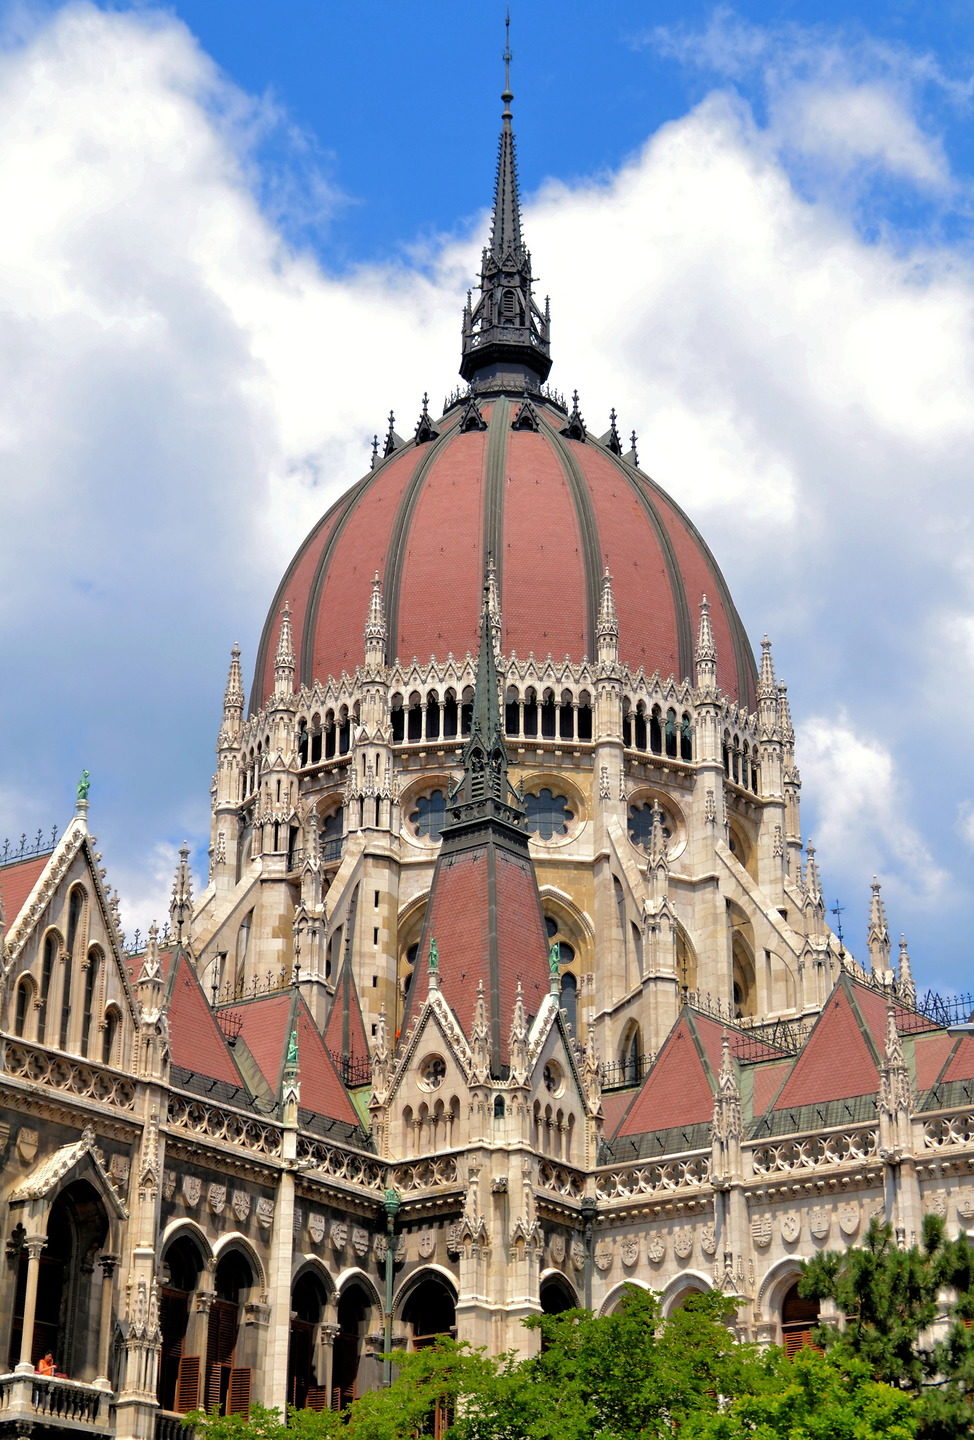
[482,399,511,608]
[538,414,602,660]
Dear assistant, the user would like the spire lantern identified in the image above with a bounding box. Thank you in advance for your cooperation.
[867,875,891,974]
[695,594,717,691]
[273,603,295,700]
[460,23,552,393]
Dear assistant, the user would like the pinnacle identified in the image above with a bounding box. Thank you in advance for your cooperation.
[695,594,716,665]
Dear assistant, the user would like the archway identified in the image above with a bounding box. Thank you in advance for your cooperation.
[780,1281,820,1358]
[401,1272,457,1348]
[158,1233,206,1412]
[540,1272,578,1316]
[333,1281,373,1410]
[204,1250,254,1415]
[288,1270,329,1410]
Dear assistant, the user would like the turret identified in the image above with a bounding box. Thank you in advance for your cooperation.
[169,844,193,945]
[867,876,891,975]
[898,934,916,1007]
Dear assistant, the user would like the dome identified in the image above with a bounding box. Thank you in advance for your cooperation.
[250,81,756,713]
[250,396,757,710]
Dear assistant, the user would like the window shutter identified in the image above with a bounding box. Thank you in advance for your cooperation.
[227,1368,252,1418]
[304,1387,329,1412]
[174,1356,200,1413]
[205,1363,224,1414]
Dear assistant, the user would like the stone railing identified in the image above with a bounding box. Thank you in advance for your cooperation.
[4,1043,136,1111]
[594,1153,710,1202]
[155,1412,193,1440]
[0,1372,111,1431]
[922,1112,974,1150]
[748,1126,878,1176]
[297,1136,386,1192]
[537,1161,585,1199]
[390,1156,460,1193]
[166,1094,281,1157]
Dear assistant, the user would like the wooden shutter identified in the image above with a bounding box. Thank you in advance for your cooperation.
[174,1356,201,1413]
[227,1368,252,1418]
[304,1387,329,1412]
[205,1363,225,1414]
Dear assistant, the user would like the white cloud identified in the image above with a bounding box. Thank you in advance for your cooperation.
[773,82,948,187]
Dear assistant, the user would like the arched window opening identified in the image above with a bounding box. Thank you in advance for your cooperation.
[425,691,441,741]
[8,1179,108,1376]
[650,707,663,755]
[158,1236,205,1413]
[540,690,557,740]
[205,1251,253,1416]
[403,1276,457,1350]
[558,692,574,740]
[67,887,85,956]
[524,788,574,840]
[338,708,351,756]
[321,809,344,865]
[38,931,59,1043]
[407,694,422,743]
[234,911,253,994]
[622,699,632,749]
[634,704,647,751]
[631,921,644,977]
[493,1095,505,1120]
[523,688,539,739]
[297,719,309,767]
[14,977,33,1038]
[619,1023,643,1086]
[722,734,730,777]
[665,708,678,759]
[460,687,474,737]
[577,692,593,741]
[443,690,458,739]
[391,695,405,743]
[540,1275,577,1317]
[505,687,520,737]
[731,734,740,784]
[781,1282,820,1359]
[58,950,73,1050]
[501,287,517,321]
[680,713,693,762]
[334,1284,371,1411]
[559,971,578,1034]
[409,789,448,842]
[102,1006,122,1067]
[288,1272,329,1411]
[732,940,756,1020]
[322,713,334,762]
[544,915,576,968]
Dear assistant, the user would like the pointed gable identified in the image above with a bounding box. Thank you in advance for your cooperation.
[234,991,362,1130]
[167,951,246,1089]
[324,953,369,1066]
[771,979,880,1110]
[940,1034,974,1085]
[616,1013,717,1137]
[295,1002,362,1128]
[914,1029,956,1090]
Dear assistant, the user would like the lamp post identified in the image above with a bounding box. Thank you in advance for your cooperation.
[382,1187,401,1386]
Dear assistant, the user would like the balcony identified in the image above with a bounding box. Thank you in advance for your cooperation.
[0,1373,112,1436]
[155,1413,193,1440]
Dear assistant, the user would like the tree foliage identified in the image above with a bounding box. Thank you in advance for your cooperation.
[799,1214,974,1440]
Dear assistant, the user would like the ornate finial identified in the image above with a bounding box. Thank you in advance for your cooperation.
[414,392,439,445]
[648,800,668,867]
[867,875,891,974]
[695,595,717,692]
[274,603,295,698]
[628,429,639,467]
[370,433,379,469]
[604,408,622,455]
[285,1028,299,1071]
[758,635,776,700]
[898,934,916,1006]
[776,680,794,743]
[561,389,586,441]
[169,842,193,945]
[502,9,513,114]
[223,643,244,726]
[365,571,386,663]
[597,567,618,648]
[383,410,398,457]
[485,551,502,652]
[139,922,162,984]
[449,564,514,815]
[76,769,91,803]
[459,16,552,394]
[805,842,822,904]
[471,980,491,1079]
[509,980,528,1081]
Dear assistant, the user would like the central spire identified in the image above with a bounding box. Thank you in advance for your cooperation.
[460,19,552,394]
[449,571,517,819]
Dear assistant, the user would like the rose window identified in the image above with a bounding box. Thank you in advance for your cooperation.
[524,788,573,840]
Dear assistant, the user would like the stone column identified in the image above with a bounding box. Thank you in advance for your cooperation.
[95,1254,119,1388]
[16,1236,46,1371]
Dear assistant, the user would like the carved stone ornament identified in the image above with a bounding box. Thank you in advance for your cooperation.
[16,1128,38,1164]
[208,1183,227,1216]
[419,1230,436,1259]
[927,1189,948,1219]
[308,1212,326,1245]
[373,1233,388,1262]
[957,1188,974,1221]
[810,1206,830,1240]
[550,1233,566,1264]
[570,1238,586,1272]
[352,1226,369,1258]
[621,1236,640,1267]
[838,1202,860,1237]
[182,1175,201,1209]
[674,1227,693,1260]
[700,1224,717,1257]
[594,1239,614,1272]
[330,1220,348,1251]
[395,1235,407,1262]
[751,1215,772,1249]
[109,1153,131,1185]
[163,1170,177,1202]
[255,1197,274,1230]
[647,1236,665,1265]
[231,1190,251,1224]
[780,1211,801,1244]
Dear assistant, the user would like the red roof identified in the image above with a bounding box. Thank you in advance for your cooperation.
[0,854,50,927]
[771,982,880,1110]
[234,991,360,1127]
[251,398,757,709]
[616,1013,718,1137]
[324,955,369,1065]
[167,953,245,1087]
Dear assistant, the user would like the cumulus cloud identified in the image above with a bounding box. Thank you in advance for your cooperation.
[1,5,974,984]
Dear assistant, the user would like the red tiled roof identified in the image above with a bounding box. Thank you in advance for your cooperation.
[940,1034,974,1085]
[771,982,880,1110]
[0,854,50,927]
[236,992,293,1093]
[324,956,369,1064]
[913,1030,956,1091]
[295,1003,360,1126]
[250,398,757,711]
[167,953,245,1087]
[751,1058,793,1115]
[234,991,360,1127]
[616,1014,717,1137]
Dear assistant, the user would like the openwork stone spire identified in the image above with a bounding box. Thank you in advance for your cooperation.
[450,578,517,818]
[273,603,295,699]
[364,572,386,668]
[459,20,552,393]
[867,875,891,973]
[695,594,717,690]
[898,934,916,1006]
[169,843,193,945]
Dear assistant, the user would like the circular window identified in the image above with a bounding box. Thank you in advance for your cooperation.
[543,1061,563,1096]
[409,789,448,841]
[524,788,574,840]
[420,1055,446,1090]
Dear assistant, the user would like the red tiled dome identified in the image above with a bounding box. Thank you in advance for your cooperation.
[250,396,757,711]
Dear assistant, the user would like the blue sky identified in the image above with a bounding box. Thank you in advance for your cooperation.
[2,1,974,995]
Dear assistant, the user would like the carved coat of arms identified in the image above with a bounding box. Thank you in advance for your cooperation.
[549,1233,566,1264]
[208,1183,226,1216]
[308,1212,325,1245]
[647,1237,665,1264]
[622,1236,640,1267]
[780,1211,801,1244]
[674,1227,693,1259]
[352,1226,369,1258]
[419,1230,436,1259]
[570,1239,586,1271]
[231,1190,251,1224]
[700,1223,717,1257]
[256,1197,274,1229]
[594,1239,614,1271]
[750,1215,772,1248]
[330,1220,348,1251]
[163,1170,176,1201]
[838,1202,860,1237]
[181,1175,201,1208]
[810,1206,830,1240]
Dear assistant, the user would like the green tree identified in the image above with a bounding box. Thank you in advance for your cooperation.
[799,1214,974,1440]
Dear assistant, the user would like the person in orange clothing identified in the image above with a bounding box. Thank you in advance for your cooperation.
[36,1353,56,1377]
